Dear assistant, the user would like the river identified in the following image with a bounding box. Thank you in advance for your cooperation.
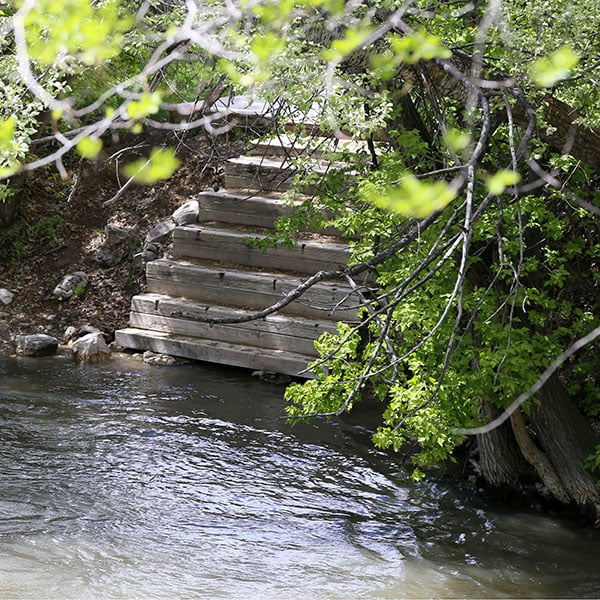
[1,355,599,599]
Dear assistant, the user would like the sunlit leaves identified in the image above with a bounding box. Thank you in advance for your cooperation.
[0,117,16,152]
[485,169,521,195]
[322,27,374,62]
[362,174,457,218]
[369,30,451,80]
[76,136,102,160]
[530,46,579,88]
[444,128,471,153]
[22,0,134,66]
[389,30,452,63]
[126,92,162,121]
[122,147,180,184]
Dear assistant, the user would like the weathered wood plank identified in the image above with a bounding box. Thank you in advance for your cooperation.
[114,328,317,377]
[224,155,330,193]
[145,260,362,321]
[129,293,336,355]
[197,191,298,228]
[172,226,350,273]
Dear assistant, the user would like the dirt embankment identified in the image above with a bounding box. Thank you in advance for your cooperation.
[0,131,242,355]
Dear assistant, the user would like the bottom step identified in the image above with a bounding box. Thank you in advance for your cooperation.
[114,328,317,378]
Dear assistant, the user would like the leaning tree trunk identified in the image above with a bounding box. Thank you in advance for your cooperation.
[477,400,534,491]
[529,373,600,522]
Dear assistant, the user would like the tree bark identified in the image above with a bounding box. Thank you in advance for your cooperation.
[529,373,600,521]
[477,400,534,490]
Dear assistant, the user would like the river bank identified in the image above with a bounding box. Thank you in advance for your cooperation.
[0,131,240,355]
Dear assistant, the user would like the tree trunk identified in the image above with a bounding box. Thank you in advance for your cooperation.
[477,400,534,490]
[529,373,600,522]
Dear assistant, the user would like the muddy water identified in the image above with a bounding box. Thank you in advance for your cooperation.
[1,356,599,599]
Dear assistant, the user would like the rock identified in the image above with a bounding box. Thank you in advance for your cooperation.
[143,351,189,366]
[0,288,14,305]
[16,334,59,357]
[52,272,89,301]
[105,224,132,245]
[95,243,123,268]
[72,332,111,363]
[64,326,78,342]
[172,200,199,225]
[251,370,292,384]
[96,225,142,268]
[132,250,157,272]
[145,220,175,245]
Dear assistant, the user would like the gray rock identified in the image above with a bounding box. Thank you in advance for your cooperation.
[64,326,78,342]
[172,200,199,225]
[105,224,132,245]
[72,332,111,363]
[95,243,123,268]
[143,351,188,366]
[0,288,14,305]
[132,250,157,272]
[52,272,89,300]
[145,220,175,244]
[16,334,59,357]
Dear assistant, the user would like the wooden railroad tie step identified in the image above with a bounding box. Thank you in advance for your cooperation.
[127,293,338,357]
[145,259,364,322]
[114,328,321,378]
[172,225,350,275]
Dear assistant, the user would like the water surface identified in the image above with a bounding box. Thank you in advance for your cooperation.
[1,356,599,598]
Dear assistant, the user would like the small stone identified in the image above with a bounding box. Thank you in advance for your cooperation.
[132,250,157,272]
[172,200,200,225]
[52,272,89,301]
[0,288,14,305]
[143,351,188,366]
[105,224,132,244]
[16,334,59,357]
[95,243,123,268]
[64,326,78,341]
[145,220,176,245]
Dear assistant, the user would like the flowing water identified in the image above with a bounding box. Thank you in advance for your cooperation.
[1,356,599,599]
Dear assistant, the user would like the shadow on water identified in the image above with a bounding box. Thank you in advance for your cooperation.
[1,356,599,599]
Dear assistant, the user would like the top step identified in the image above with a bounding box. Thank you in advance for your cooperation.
[247,133,373,160]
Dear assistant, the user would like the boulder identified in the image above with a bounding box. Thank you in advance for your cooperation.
[52,272,89,301]
[145,220,176,245]
[16,334,59,357]
[0,288,14,305]
[72,332,111,363]
[172,200,199,225]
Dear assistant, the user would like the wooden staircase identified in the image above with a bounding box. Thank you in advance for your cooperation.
[115,130,369,378]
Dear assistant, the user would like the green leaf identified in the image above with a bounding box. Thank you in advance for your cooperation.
[389,31,452,64]
[485,169,521,195]
[444,128,471,153]
[530,46,579,88]
[76,136,103,159]
[363,174,457,218]
[122,147,180,184]
[323,27,374,62]
[0,117,16,144]
[126,92,162,121]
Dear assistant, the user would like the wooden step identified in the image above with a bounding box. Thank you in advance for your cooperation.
[145,259,362,321]
[172,225,350,274]
[247,133,374,160]
[128,293,337,356]
[197,190,341,235]
[114,328,318,378]
[197,190,298,228]
[224,155,330,193]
